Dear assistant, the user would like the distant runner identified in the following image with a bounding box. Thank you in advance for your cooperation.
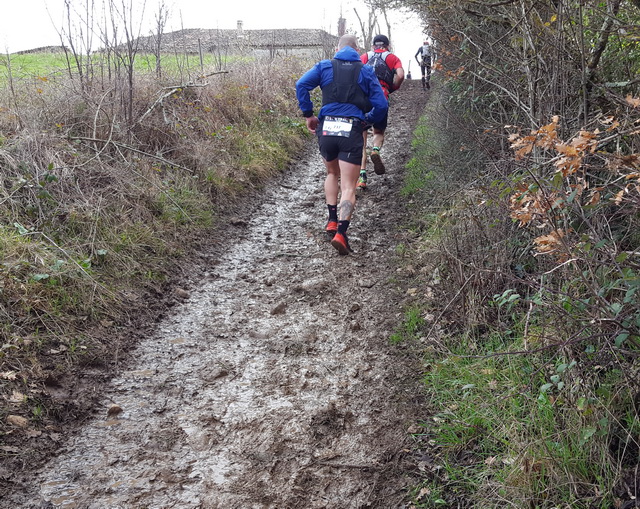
[415,40,432,90]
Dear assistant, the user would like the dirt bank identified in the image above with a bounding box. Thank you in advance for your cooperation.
[3,80,431,509]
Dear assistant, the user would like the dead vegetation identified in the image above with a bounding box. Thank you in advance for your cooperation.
[395,0,639,507]
[0,49,309,456]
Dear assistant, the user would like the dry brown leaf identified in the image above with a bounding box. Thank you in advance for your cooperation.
[8,391,26,404]
[601,116,620,131]
[588,191,601,206]
[534,230,567,259]
[555,143,579,156]
[6,415,29,428]
[555,156,582,176]
[571,130,599,153]
[516,144,534,159]
[417,487,431,500]
[535,119,560,149]
[625,94,640,108]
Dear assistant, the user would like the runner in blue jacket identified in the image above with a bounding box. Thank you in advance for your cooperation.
[296,34,387,255]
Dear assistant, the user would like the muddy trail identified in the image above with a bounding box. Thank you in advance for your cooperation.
[5,80,431,509]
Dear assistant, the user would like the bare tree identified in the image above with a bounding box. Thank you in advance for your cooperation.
[152,1,170,78]
[353,8,379,50]
[58,0,96,91]
[104,0,146,126]
[3,50,24,129]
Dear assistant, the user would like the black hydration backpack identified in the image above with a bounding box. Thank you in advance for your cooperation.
[322,59,372,113]
[366,50,395,89]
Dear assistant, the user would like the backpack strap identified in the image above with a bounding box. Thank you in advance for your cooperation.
[366,50,394,89]
[369,50,389,62]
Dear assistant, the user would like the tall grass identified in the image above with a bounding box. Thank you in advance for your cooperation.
[0,53,309,431]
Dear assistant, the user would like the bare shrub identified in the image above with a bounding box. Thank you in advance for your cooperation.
[399,0,639,505]
[0,52,308,432]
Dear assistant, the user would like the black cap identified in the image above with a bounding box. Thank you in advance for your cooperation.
[372,34,389,46]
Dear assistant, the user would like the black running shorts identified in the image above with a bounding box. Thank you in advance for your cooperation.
[372,110,388,132]
[317,117,364,165]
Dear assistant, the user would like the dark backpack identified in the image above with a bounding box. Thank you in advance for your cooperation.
[366,50,395,89]
[322,59,372,113]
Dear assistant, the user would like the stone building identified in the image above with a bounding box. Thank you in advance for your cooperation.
[135,21,338,61]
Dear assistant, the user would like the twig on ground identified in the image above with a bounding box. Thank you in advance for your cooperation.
[70,136,195,174]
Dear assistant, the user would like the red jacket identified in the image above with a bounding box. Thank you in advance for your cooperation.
[360,49,403,99]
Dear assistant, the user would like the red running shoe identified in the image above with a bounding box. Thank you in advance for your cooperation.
[331,232,353,255]
[325,220,338,237]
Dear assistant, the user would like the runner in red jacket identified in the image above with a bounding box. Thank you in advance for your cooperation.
[358,34,404,188]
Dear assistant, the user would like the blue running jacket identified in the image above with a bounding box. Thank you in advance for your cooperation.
[296,46,388,125]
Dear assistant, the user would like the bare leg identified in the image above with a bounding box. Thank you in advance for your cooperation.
[371,128,385,151]
[324,157,360,218]
[370,128,386,175]
[357,131,368,189]
[324,158,340,206]
[327,159,360,255]
[338,159,360,220]
[360,130,368,171]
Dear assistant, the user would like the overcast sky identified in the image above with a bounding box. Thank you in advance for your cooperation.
[0,0,426,71]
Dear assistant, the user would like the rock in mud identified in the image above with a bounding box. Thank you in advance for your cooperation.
[270,302,287,315]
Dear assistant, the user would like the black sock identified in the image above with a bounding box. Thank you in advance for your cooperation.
[338,220,350,234]
[327,204,338,222]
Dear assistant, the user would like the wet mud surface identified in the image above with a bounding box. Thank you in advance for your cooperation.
[4,81,431,508]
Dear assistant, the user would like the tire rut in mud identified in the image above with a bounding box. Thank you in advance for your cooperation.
[4,80,431,509]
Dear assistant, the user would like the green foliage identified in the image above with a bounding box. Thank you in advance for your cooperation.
[390,307,425,344]
[402,81,639,507]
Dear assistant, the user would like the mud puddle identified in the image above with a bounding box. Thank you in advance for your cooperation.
[6,81,430,509]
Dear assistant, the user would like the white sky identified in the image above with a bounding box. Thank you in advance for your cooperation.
[0,0,426,72]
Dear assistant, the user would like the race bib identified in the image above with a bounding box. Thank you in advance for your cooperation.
[321,116,353,137]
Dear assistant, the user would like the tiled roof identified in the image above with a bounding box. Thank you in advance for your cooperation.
[15,46,68,55]
[135,28,337,53]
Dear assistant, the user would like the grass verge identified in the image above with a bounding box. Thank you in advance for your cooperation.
[399,82,639,509]
[0,55,310,448]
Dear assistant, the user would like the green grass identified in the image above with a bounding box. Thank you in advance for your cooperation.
[0,51,242,85]
[415,342,622,507]
[1,52,70,79]
[402,119,437,196]
[389,306,425,344]
[401,84,637,508]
